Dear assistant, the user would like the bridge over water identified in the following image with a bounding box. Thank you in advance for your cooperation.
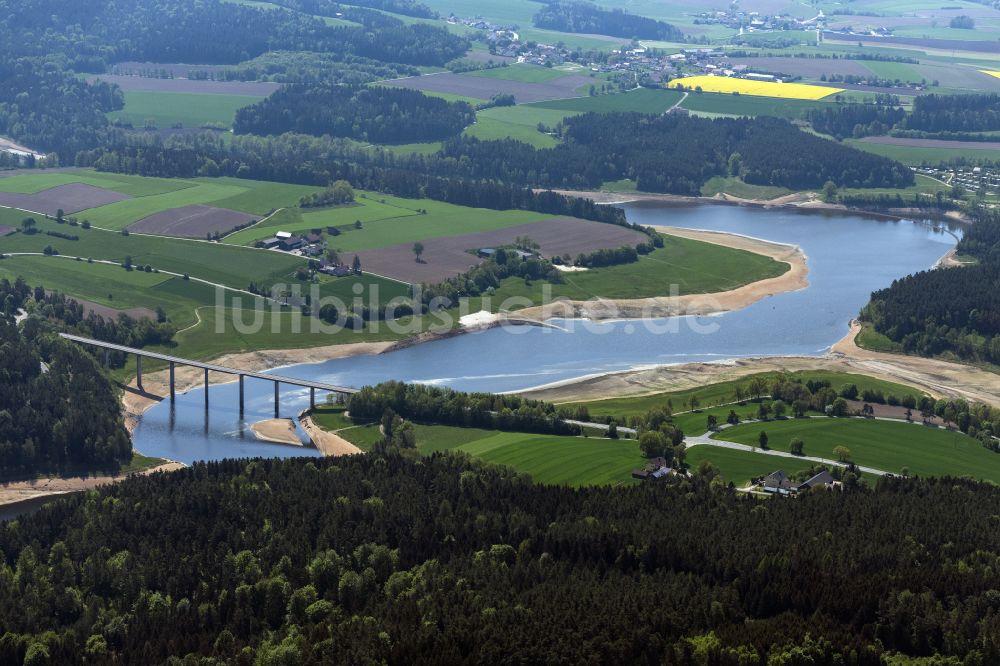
[60,333,357,416]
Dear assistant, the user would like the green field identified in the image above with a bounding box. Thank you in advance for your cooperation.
[861,60,923,83]
[533,88,684,113]
[680,91,835,119]
[464,105,577,147]
[465,64,576,83]
[847,139,1000,166]
[467,233,789,310]
[108,91,261,129]
[700,176,793,200]
[0,171,194,197]
[0,210,303,289]
[714,418,999,482]
[0,169,327,231]
[567,370,926,434]
[458,432,643,486]
[225,194,552,250]
[686,446,819,486]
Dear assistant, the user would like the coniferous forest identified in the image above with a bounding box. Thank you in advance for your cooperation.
[1,455,999,664]
[533,1,684,41]
[234,85,475,143]
[862,209,1000,361]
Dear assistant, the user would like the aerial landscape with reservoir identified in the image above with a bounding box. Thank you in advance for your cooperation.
[3,0,1000,662]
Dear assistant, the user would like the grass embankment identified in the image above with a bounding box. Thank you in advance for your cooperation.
[713,418,997,483]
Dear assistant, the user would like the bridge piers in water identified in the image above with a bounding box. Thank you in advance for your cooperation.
[59,333,358,416]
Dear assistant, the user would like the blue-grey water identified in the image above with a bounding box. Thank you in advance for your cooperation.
[133,203,957,464]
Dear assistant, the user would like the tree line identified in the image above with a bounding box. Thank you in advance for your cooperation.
[532,0,684,41]
[348,381,581,436]
[2,454,1000,663]
[234,85,475,144]
[902,93,1000,133]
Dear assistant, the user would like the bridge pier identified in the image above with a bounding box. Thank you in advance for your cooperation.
[204,368,209,408]
[310,387,315,409]
[274,381,280,418]
[136,354,143,391]
[239,375,245,416]
[169,362,175,400]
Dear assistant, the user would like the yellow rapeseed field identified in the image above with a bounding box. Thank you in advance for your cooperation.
[667,76,843,100]
[979,70,1000,80]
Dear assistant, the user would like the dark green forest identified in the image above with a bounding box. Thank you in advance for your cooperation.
[234,85,475,143]
[2,455,1000,664]
[861,209,1000,362]
[0,317,130,479]
[903,93,1000,133]
[532,0,684,41]
[0,0,467,156]
[82,111,915,196]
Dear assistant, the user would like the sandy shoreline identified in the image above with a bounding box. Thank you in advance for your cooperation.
[250,418,303,446]
[524,321,1000,407]
[299,413,364,456]
[546,188,974,224]
[0,461,185,507]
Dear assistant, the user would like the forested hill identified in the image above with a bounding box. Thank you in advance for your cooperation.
[862,209,1000,361]
[234,85,475,143]
[0,0,468,156]
[0,315,130,479]
[533,1,684,41]
[0,0,466,67]
[2,455,999,664]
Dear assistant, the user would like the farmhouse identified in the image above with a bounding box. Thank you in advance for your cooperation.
[632,457,676,481]
[759,469,837,495]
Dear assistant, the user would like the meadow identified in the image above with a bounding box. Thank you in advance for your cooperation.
[464,234,789,310]
[566,370,925,433]
[0,170,326,230]
[459,432,643,486]
[465,64,577,83]
[0,210,303,289]
[669,76,842,100]
[108,91,261,129]
[533,88,685,113]
[847,138,1000,165]
[714,418,999,482]
[679,91,835,119]
[685,446,819,486]
[463,105,576,148]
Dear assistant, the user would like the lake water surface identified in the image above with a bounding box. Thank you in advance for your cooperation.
[133,203,957,464]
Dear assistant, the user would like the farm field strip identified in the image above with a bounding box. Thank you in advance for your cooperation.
[712,418,998,483]
[93,74,280,96]
[383,71,596,104]
[109,91,262,129]
[668,76,843,100]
